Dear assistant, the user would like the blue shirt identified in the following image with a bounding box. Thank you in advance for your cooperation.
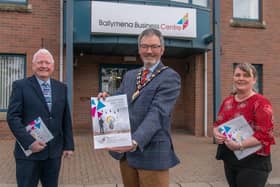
[143,61,160,80]
[36,77,51,92]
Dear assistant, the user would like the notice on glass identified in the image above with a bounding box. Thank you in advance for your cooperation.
[17,116,54,157]
[218,115,262,160]
[90,94,132,149]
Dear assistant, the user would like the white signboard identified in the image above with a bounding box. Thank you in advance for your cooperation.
[91,1,197,39]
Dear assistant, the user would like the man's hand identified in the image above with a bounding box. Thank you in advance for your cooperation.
[30,140,47,153]
[63,150,74,158]
[97,92,110,100]
[106,145,135,153]
[106,140,138,153]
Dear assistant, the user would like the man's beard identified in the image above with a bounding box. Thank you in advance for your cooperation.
[142,56,158,68]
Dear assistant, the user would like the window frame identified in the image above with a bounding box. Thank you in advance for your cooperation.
[191,0,209,7]
[170,0,190,4]
[231,0,265,28]
[0,54,26,112]
[233,0,262,21]
[253,64,263,94]
[0,0,27,5]
[169,0,209,8]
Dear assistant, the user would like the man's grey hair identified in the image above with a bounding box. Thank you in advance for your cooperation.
[32,48,54,64]
[138,28,165,48]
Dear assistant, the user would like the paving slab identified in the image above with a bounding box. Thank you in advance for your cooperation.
[180,182,210,187]
[0,132,279,186]
[0,185,17,187]
[84,185,116,187]
[267,177,280,187]
[209,181,229,187]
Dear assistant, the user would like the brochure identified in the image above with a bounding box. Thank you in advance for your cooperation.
[17,117,54,156]
[218,115,262,160]
[90,94,132,149]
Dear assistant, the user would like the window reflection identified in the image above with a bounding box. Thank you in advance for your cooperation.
[192,0,208,7]
[170,0,189,3]
[100,65,140,94]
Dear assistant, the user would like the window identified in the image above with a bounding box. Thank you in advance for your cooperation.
[170,0,189,3]
[0,55,25,111]
[233,0,260,20]
[192,0,208,7]
[1,0,26,3]
[100,64,141,94]
[170,0,208,7]
[253,64,262,94]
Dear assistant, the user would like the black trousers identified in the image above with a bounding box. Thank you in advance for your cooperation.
[16,157,61,187]
[224,162,269,187]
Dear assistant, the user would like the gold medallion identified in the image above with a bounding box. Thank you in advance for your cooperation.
[132,90,140,101]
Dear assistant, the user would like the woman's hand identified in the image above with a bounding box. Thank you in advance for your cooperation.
[224,139,241,151]
[213,127,226,144]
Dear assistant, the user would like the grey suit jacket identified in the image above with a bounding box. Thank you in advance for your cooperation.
[7,75,74,160]
[110,62,181,170]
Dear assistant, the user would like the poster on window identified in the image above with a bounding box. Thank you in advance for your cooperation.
[90,94,132,149]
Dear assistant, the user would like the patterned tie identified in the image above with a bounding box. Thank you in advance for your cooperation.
[41,82,52,111]
[141,69,150,85]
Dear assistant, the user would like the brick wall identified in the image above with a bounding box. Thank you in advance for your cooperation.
[165,57,190,131]
[194,54,206,136]
[216,0,280,136]
[2,0,279,138]
[0,0,61,137]
[0,1,61,77]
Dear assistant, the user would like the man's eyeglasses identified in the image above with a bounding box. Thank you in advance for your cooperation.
[140,44,161,50]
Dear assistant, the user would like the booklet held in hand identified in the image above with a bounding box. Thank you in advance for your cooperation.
[17,117,53,156]
[218,115,262,160]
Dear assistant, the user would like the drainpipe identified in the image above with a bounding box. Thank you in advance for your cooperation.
[59,0,63,82]
[204,51,208,137]
[213,0,221,143]
[65,0,74,112]
[213,0,221,121]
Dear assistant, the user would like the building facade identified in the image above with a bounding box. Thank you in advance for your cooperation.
[0,0,61,138]
[0,0,279,138]
[218,0,280,136]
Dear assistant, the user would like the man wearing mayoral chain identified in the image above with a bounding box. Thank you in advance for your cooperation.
[98,28,181,187]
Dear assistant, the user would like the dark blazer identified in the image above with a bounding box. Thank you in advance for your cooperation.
[110,62,181,170]
[7,75,74,160]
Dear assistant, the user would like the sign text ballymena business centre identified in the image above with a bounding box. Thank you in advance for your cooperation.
[92,1,197,38]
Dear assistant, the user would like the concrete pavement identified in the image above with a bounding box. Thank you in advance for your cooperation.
[0,131,279,187]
